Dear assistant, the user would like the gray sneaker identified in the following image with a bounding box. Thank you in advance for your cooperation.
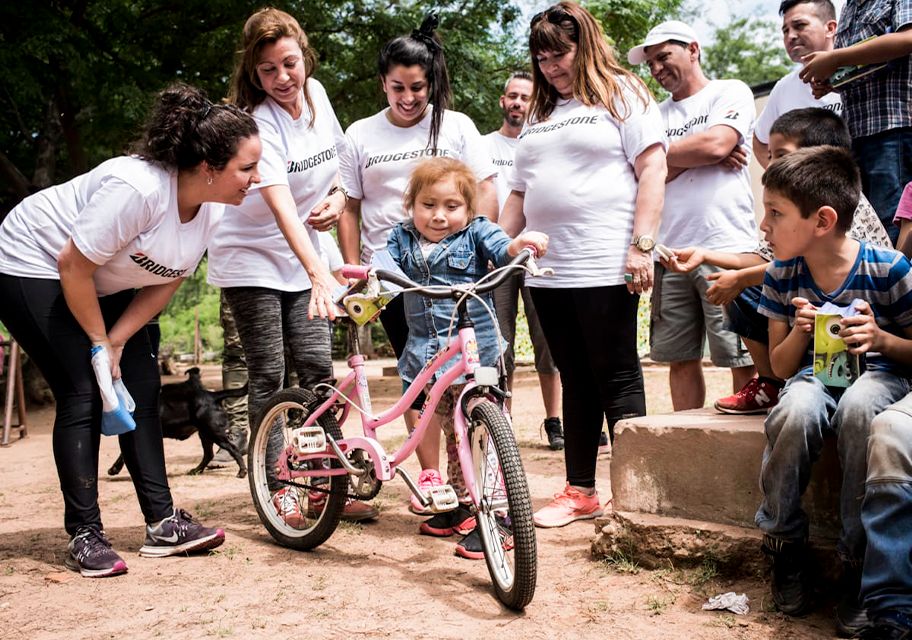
[65,525,128,577]
[139,509,225,558]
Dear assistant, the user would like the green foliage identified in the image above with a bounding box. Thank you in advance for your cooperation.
[703,17,792,86]
[159,258,222,355]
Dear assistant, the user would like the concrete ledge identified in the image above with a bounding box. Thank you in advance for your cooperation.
[592,511,837,580]
[610,409,841,538]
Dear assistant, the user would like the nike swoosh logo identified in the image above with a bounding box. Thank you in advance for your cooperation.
[151,532,179,543]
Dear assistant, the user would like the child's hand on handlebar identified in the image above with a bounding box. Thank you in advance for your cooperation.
[509,231,548,258]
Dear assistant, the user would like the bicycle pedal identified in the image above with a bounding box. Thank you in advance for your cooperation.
[291,426,327,454]
[427,485,459,512]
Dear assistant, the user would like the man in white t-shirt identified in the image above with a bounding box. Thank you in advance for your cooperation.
[629,21,757,411]
[487,72,565,451]
[753,0,842,168]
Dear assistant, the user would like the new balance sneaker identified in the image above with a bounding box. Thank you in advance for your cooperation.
[138,508,225,558]
[307,491,379,523]
[272,487,307,529]
[454,518,514,560]
[542,417,564,451]
[715,377,781,415]
[409,468,443,515]
[419,504,476,537]
[64,525,128,578]
[533,484,603,528]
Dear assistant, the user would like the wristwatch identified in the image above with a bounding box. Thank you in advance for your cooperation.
[631,234,656,252]
[328,184,349,203]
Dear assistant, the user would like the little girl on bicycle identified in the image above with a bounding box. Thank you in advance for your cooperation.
[386,157,548,558]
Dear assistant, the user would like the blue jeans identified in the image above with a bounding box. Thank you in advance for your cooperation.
[756,370,910,561]
[852,127,912,245]
[861,394,912,618]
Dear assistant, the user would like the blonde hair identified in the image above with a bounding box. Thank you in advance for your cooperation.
[528,1,651,123]
[228,7,318,126]
[404,158,478,221]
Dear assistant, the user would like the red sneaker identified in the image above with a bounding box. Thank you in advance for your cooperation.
[533,484,603,528]
[714,378,781,415]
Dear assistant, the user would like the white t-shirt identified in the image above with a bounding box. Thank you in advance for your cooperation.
[338,108,496,264]
[485,131,518,211]
[207,79,346,291]
[317,231,343,272]
[509,86,667,288]
[754,68,843,144]
[0,156,220,296]
[660,79,757,253]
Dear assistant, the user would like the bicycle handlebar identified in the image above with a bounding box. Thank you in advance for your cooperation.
[343,248,537,301]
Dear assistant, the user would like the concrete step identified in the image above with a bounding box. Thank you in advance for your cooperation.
[610,408,841,538]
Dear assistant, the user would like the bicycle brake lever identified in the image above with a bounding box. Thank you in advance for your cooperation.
[527,255,554,277]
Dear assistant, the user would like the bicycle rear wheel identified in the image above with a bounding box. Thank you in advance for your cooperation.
[469,400,537,610]
[248,387,347,550]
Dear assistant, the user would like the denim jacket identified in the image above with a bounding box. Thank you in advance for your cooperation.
[387,216,513,384]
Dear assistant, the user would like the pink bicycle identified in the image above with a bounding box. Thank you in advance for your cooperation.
[247,249,543,610]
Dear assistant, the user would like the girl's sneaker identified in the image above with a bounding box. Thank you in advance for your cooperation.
[272,487,307,529]
[138,508,225,557]
[454,519,514,560]
[64,525,128,578]
[409,468,443,515]
[533,484,603,528]
[419,504,475,537]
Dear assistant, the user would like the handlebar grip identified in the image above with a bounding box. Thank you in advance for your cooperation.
[341,264,371,280]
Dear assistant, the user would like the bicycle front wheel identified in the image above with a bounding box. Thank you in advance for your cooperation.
[469,400,537,610]
[248,387,347,550]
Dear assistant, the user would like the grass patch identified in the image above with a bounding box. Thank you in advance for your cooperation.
[646,595,675,615]
[600,550,641,575]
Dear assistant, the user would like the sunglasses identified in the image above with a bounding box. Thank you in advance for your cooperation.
[531,5,578,28]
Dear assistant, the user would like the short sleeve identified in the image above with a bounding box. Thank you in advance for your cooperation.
[318,231,344,271]
[71,178,154,266]
[892,183,912,223]
[894,0,912,30]
[615,85,667,166]
[753,80,784,144]
[338,125,364,200]
[758,266,790,323]
[706,81,756,144]
[252,117,289,190]
[454,113,497,181]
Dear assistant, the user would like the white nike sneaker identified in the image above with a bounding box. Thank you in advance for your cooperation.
[138,508,225,558]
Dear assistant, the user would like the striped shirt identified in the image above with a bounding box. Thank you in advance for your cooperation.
[835,0,912,139]
[759,242,912,370]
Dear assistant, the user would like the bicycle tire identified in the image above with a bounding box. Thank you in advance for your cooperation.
[469,400,537,610]
[248,387,347,550]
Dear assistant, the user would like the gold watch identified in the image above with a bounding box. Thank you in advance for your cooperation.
[631,234,656,252]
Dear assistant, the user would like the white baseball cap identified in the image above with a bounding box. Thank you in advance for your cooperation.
[627,20,700,65]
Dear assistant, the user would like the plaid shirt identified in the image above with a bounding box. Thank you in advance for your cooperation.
[835,0,912,138]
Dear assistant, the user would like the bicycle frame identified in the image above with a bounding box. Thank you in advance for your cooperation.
[293,320,496,507]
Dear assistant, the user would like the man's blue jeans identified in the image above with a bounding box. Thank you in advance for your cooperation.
[756,370,909,562]
[861,394,912,618]
[853,126,912,245]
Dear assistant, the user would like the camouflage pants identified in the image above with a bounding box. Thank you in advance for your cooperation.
[431,384,467,502]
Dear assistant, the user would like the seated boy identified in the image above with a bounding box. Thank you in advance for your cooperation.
[756,147,912,635]
[664,107,891,414]
[856,181,912,640]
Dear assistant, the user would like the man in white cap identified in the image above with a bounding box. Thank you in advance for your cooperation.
[753,0,842,168]
[628,21,757,412]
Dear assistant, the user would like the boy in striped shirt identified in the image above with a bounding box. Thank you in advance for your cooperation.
[756,146,912,634]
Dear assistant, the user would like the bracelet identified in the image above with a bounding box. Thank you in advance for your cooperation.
[328,185,349,203]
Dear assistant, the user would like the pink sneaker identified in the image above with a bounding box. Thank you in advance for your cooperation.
[410,468,443,515]
[533,484,604,528]
[714,377,781,415]
[272,487,306,529]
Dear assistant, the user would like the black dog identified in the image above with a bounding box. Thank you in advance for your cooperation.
[107,367,248,478]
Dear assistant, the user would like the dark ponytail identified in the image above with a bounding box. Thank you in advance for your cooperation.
[133,83,258,171]
[378,13,451,152]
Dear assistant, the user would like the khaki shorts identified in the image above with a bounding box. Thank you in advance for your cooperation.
[649,263,753,367]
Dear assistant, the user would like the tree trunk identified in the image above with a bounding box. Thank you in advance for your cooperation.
[31,98,62,189]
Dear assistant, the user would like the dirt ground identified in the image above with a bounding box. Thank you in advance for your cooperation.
[0,361,842,640]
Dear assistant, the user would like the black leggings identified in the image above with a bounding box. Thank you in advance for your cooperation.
[530,285,645,488]
[379,294,426,410]
[0,275,172,535]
